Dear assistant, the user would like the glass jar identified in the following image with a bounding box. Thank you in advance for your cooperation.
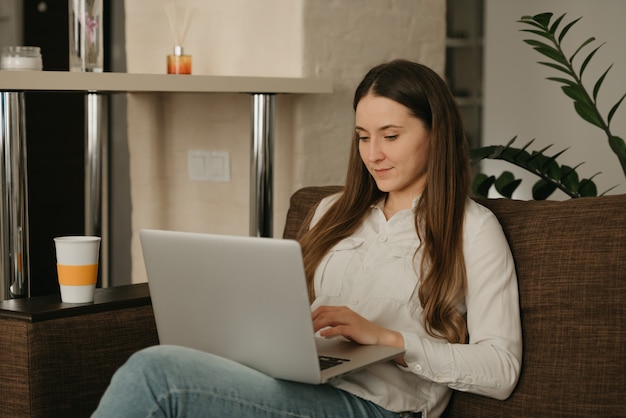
[167,45,192,75]
[0,46,43,71]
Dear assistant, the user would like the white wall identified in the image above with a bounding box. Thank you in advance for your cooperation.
[483,0,626,199]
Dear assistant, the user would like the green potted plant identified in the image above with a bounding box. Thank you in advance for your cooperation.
[471,12,626,199]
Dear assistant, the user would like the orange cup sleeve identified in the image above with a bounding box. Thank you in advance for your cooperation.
[57,264,98,286]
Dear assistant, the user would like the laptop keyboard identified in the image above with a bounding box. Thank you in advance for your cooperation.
[319,355,350,370]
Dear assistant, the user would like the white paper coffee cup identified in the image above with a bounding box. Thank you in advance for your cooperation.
[54,236,101,303]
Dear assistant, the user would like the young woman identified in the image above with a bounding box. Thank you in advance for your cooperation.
[92,60,522,418]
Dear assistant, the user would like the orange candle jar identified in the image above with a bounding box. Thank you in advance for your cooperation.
[167,45,191,74]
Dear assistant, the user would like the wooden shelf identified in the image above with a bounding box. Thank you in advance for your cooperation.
[0,70,333,94]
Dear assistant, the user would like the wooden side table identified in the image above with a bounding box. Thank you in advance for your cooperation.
[0,283,158,417]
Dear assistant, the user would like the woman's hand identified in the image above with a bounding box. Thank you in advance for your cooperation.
[311,305,405,349]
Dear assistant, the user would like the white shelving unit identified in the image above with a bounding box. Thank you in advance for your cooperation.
[0,71,332,297]
[446,0,484,149]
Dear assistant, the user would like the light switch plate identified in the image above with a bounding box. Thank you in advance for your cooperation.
[187,150,230,182]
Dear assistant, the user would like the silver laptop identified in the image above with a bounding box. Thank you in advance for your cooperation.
[140,229,404,384]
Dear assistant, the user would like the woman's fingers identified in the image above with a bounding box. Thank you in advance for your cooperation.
[312,305,380,345]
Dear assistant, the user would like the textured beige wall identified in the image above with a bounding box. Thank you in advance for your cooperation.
[124,0,445,283]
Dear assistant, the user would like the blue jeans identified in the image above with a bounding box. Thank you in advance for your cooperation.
[91,345,409,418]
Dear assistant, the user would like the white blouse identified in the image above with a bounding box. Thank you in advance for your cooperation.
[310,194,522,418]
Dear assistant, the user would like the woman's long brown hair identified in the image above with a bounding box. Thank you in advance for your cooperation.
[299,60,470,344]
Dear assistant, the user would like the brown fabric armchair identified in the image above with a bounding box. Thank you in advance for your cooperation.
[285,186,626,417]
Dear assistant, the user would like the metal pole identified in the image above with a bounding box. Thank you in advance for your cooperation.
[85,93,103,237]
[249,94,275,237]
[0,92,30,299]
[85,92,108,287]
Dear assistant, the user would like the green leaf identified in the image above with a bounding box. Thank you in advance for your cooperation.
[559,164,581,190]
[561,85,588,103]
[537,61,572,75]
[532,180,557,200]
[592,64,612,102]
[521,29,554,41]
[494,171,521,198]
[577,179,598,197]
[510,148,532,164]
[558,16,582,43]
[472,174,496,198]
[573,101,603,128]
[608,93,626,125]
[469,145,498,162]
[526,151,548,172]
[547,77,576,87]
[523,39,552,50]
[517,138,536,151]
[526,144,553,161]
[524,146,546,159]
[518,16,546,32]
[533,45,569,66]
[608,136,626,177]
[532,12,553,27]
[543,148,569,179]
[549,13,566,35]
[572,37,598,67]
[499,145,531,165]
[504,136,519,147]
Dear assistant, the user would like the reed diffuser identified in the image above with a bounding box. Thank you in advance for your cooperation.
[164,0,193,74]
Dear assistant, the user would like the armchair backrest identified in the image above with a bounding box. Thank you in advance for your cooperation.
[282,186,343,240]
